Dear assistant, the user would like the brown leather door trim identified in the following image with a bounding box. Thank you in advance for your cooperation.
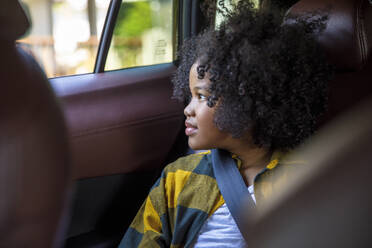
[50,63,185,179]
[70,112,182,138]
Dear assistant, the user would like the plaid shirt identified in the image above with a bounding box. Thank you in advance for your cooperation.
[118,150,301,247]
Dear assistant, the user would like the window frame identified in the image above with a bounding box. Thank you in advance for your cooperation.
[94,0,122,73]
[95,0,180,73]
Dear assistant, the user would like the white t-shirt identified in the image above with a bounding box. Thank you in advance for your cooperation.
[192,185,255,248]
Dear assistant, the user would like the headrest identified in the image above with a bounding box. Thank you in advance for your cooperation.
[288,0,372,72]
[0,0,30,41]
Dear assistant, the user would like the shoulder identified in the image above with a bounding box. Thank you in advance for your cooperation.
[150,151,214,191]
[275,150,307,172]
[258,150,306,182]
[163,150,212,174]
[260,150,307,184]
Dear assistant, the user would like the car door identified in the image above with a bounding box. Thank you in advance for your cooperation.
[52,0,184,246]
[18,0,207,246]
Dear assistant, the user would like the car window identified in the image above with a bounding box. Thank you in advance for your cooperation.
[105,0,174,71]
[17,0,110,78]
[215,0,259,27]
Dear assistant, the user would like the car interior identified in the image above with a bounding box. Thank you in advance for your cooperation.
[0,0,371,247]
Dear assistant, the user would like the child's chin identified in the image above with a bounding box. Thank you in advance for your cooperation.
[188,139,211,151]
[188,140,202,151]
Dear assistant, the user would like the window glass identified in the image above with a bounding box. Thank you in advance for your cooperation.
[215,0,259,27]
[17,0,110,78]
[105,0,174,71]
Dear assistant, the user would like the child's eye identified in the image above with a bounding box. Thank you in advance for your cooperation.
[197,93,207,100]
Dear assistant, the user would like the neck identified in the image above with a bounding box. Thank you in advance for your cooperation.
[228,143,271,186]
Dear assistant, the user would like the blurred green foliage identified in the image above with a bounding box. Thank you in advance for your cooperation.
[111,1,153,67]
[108,0,172,69]
[114,1,152,38]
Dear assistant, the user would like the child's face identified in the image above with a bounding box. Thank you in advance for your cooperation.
[184,62,231,150]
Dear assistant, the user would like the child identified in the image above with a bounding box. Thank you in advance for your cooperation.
[119,2,333,247]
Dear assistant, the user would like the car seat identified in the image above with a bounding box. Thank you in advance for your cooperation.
[288,0,372,124]
[0,1,72,247]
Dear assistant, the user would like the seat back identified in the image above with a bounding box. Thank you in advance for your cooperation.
[0,1,71,247]
[289,0,372,123]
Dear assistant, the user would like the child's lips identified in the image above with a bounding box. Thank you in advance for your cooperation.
[185,121,197,136]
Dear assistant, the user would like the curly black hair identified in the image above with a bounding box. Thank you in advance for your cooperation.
[260,0,300,12]
[172,1,334,150]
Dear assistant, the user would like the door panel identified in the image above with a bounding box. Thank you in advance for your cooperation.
[50,63,184,180]
[50,63,185,247]
[16,0,195,246]
[45,0,199,245]
[65,173,157,247]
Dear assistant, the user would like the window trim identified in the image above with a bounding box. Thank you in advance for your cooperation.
[94,0,122,73]
[96,0,179,72]
[176,0,209,63]
[173,0,181,62]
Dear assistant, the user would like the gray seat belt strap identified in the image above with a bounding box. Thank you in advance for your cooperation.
[211,149,256,235]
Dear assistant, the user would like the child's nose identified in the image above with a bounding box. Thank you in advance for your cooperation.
[184,100,195,117]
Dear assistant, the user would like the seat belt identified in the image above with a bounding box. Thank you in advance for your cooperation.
[211,149,256,236]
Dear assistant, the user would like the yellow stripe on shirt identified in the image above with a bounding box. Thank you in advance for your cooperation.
[165,170,192,209]
[143,197,162,233]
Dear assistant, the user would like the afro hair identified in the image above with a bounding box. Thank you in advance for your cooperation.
[172,1,334,150]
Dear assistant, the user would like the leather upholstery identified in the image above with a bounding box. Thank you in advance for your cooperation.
[0,1,71,247]
[0,0,29,41]
[288,0,372,123]
[50,64,184,180]
[289,0,372,72]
